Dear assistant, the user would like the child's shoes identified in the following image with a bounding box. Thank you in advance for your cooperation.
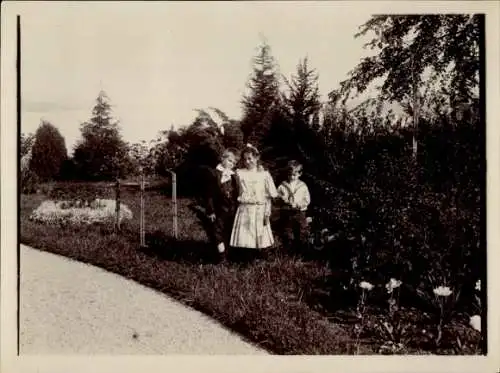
[217,242,226,254]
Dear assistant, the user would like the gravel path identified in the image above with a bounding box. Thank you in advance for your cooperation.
[19,244,267,355]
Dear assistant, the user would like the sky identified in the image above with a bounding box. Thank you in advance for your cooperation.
[21,2,377,153]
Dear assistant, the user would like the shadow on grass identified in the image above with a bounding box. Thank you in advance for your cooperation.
[304,273,360,323]
[141,229,271,267]
[139,230,220,264]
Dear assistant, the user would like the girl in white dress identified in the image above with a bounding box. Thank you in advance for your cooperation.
[230,144,278,250]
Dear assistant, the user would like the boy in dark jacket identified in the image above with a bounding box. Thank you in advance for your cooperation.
[205,148,240,256]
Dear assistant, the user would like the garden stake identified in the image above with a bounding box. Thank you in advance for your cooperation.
[140,171,147,248]
[115,178,121,232]
[411,52,419,161]
[171,171,178,239]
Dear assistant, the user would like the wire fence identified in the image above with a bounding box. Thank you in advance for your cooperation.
[115,171,178,246]
[40,172,179,245]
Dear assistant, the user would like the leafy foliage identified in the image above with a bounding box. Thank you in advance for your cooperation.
[21,132,35,158]
[127,141,152,175]
[337,15,481,108]
[305,105,482,319]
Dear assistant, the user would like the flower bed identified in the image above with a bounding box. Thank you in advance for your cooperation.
[349,278,483,354]
[29,198,133,226]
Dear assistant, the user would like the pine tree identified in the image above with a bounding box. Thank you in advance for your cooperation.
[241,41,281,147]
[279,57,323,169]
[282,57,322,129]
[311,112,321,132]
[29,120,68,181]
[73,90,129,180]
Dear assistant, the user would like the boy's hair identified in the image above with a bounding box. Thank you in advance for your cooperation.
[222,148,240,161]
[287,160,303,174]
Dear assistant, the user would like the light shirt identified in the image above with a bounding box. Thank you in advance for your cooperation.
[216,164,234,184]
[277,180,311,211]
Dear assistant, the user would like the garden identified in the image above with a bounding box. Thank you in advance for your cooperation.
[19,14,485,355]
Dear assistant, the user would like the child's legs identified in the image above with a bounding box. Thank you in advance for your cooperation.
[296,211,309,245]
[290,211,308,252]
[222,210,236,247]
[212,219,225,245]
[213,209,235,248]
[280,211,295,249]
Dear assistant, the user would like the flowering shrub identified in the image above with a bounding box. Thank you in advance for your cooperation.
[349,278,482,354]
[372,278,411,354]
[29,199,133,226]
[469,315,481,333]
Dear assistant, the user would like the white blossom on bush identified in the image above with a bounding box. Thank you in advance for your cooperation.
[30,199,133,226]
[385,278,402,294]
[359,281,374,291]
[469,315,481,333]
[433,286,452,297]
[326,234,336,242]
[475,280,481,292]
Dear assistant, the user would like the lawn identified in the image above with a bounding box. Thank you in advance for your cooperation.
[19,183,482,355]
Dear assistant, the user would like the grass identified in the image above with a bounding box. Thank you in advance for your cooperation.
[20,186,481,355]
[20,189,362,354]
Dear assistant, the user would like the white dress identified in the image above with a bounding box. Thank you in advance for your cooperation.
[230,168,278,249]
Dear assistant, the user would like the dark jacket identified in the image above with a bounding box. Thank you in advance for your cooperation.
[204,166,239,245]
[205,167,239,216]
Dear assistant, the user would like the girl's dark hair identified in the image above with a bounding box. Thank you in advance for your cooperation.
[241,143,260,158]
[221,148,240,161]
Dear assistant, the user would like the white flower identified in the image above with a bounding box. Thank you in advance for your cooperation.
[359,281,374,291]
[321,228,329,235]
[433,286,452,297]
[469,315,481,333]
[306,217,313,224]
[385,278,402,293]
[475,280,481,292]
[30,199,133,226]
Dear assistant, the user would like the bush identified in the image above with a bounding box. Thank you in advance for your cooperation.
[305,116,482,314]
[21,168,41,194]
[29,121,68,181]
[48,182,115,202]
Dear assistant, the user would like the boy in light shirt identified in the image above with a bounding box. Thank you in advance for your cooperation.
[277,160,311,253]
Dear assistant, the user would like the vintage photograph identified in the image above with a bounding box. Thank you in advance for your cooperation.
[9,1,493,362]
